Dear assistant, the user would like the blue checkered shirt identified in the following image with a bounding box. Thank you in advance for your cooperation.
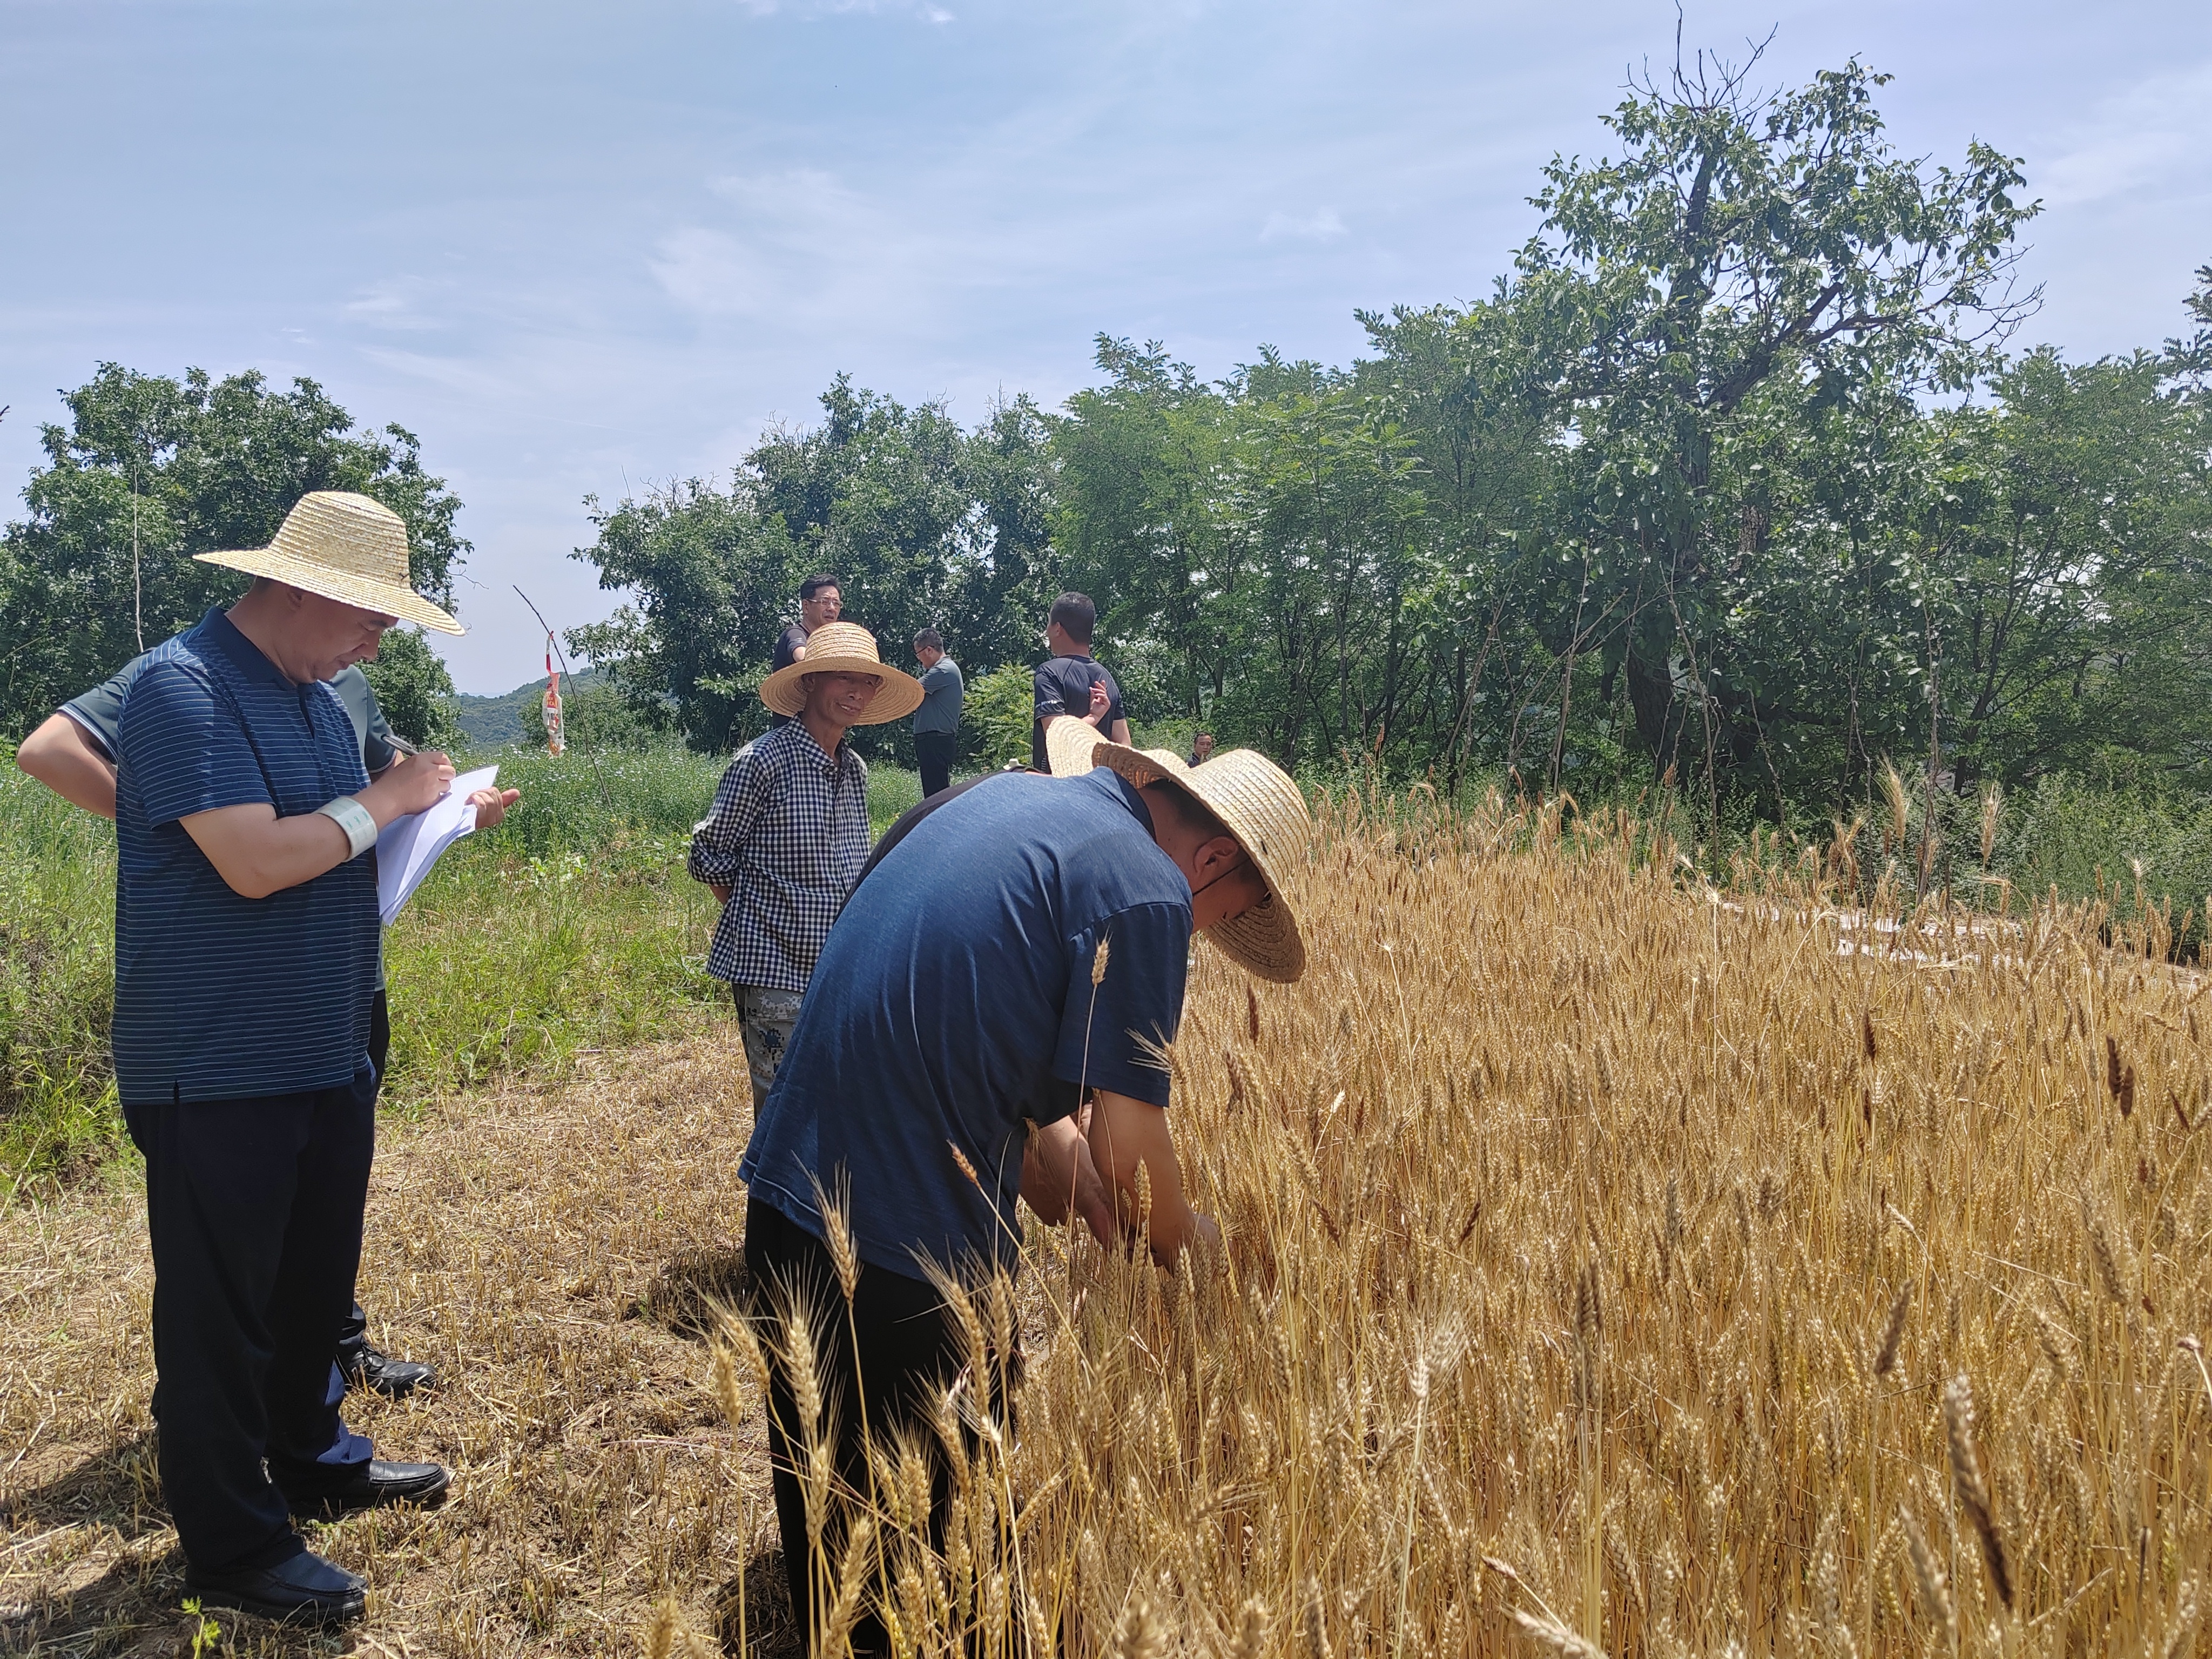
[690,720,871,994]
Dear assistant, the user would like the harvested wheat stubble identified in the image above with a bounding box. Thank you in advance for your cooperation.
[1,1028,792,1658]
[9,787,2212,1657]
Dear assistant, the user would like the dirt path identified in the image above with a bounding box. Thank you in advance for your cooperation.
[0,1029,792,1657]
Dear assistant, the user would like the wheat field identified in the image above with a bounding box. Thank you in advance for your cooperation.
[702,788,2212,1659]
[5,786,2209,1656]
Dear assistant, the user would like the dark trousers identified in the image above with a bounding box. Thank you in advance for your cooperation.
[914,731,956,799]
[333,989,392,1376]
[125,1071,379,1574]
[745,1198,976,1657]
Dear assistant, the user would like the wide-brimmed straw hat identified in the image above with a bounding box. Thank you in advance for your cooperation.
[193,491,463,635]
[1046,716,1309,982]
[758,622,924,725]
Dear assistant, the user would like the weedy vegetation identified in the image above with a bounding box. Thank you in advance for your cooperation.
[0,746,926,1187]
[4,779,2210,1656]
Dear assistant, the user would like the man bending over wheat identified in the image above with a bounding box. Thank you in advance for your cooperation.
[736,715,1308,1655]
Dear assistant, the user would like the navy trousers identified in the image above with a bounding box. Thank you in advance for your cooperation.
[125,1070,378,1574]
[746,1198,983,1658]
[332,989,392,1378]
[914,731,956,799]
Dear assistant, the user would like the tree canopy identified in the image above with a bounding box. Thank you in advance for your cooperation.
[571,52,2208,825]
[0,364,467,743]
[5,49,2206,830]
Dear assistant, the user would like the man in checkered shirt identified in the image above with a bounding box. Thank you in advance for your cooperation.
[689,623,923,1108]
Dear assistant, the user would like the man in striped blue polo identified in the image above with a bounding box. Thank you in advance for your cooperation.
[18,659,514,1401]
[109,493,468,1627]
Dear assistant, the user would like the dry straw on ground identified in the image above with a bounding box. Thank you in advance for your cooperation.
[2,1031,785,1657]
[6,786,2212,1656]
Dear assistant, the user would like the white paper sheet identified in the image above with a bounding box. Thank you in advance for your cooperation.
[376,764,499,925]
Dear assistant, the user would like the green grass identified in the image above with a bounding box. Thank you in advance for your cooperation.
[0,741,928,1191]
[1992,772,2212,947]
[19,732,2212,1199]
[0,755,119,1196]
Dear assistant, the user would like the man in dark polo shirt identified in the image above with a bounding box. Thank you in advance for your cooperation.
[1029,590,1129,771]
[767,574,842,728]
[110,491,469,1627]
[738,716,1310,1654]
[16,659,512,1401]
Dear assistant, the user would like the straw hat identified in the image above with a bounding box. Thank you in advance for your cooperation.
[1046,716,1310,982]
[758,622,924,724]
[193,491,463,635]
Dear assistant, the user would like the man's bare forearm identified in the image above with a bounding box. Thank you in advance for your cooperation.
[17,715,119,819]
[1020,1112,1116,1243]
[183,805,359,899]
[1087,1089,1208,1264]
[183,751,455,899]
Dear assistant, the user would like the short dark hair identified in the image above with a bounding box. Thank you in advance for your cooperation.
[1049,591,1096,645]
[913,628,944,652]
[1145,781,1232,844]
[799,574,842,602]
[1194,730,1215,741]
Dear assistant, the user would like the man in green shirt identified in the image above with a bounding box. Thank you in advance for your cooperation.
[16,658,517,1397]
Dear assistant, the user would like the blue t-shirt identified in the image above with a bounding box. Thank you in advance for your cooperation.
[740,767,1192,1279]
[112,609,381,1105]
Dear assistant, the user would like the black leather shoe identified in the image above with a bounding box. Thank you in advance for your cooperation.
[340,1342,438,1398]
[184,1549,366,1627]
[285,1460,453,1518]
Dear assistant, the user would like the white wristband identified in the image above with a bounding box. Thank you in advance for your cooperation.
[316,795,379,859]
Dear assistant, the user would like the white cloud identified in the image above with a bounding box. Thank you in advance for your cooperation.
[1260,207,1347,242]
[648,226,770,318]
[651,169,931,326]
[650,166,1059,333]
[2038,61,2212,207]
[343,276,451,332]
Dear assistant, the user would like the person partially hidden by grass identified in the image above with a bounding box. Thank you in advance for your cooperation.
[73,493,481,1626]
[18,651,514,1407]
[687,623,923,1110]
[736,713,1310,1656]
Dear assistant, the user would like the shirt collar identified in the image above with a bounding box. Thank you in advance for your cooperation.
[778,717,854,772]
[1092,766,1155,836]
[195,606,293,689]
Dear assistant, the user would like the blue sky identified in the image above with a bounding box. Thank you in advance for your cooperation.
[3,1,2207,694]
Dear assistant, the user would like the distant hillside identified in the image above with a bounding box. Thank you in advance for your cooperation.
[453,669,604,750]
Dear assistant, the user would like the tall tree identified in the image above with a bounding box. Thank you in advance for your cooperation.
[1512,48,2039,787]
[750,376,978,662]
[0,364,466,738]
[1054,339,1244,722]
[570,378,1046,754]
[949,393,1059,672]
[567,482,798,754]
